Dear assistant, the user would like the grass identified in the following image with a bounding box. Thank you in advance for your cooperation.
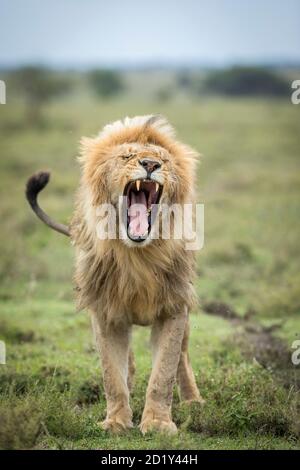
[0,82,300,449]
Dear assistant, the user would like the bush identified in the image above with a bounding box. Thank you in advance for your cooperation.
[177,71,193,90]
[0,398,42,450]
[88,69,124,99]
[10,66,72,125]
[202,67,288,97]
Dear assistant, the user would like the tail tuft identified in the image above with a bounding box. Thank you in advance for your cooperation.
[25,171,50,208]
[25,170,70,237]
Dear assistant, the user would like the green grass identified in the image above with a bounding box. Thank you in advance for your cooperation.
[0,86,300,449]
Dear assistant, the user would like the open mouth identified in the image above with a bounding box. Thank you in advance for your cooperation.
[123,179,163,242]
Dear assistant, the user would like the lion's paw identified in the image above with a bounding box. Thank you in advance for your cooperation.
[181,396,206,405]
[100,416,133,434]
[139,417,177,435]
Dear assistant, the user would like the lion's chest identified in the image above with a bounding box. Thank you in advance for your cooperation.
[77,242,187,327]
[120,270,162,326]
[98,254,166,326]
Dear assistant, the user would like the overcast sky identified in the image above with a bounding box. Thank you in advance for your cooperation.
[1,0,300,67]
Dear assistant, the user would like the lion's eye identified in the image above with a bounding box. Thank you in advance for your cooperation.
[121,153,135,161]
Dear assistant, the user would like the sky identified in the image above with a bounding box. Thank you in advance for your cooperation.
[1,0,300,67]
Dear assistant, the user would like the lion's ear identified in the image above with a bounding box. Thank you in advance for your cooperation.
[78,137,96,165]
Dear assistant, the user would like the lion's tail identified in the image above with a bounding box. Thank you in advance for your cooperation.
[25,171,70,237]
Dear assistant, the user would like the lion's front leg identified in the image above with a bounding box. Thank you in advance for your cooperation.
[140,309,188,435]
[91,314,133,433]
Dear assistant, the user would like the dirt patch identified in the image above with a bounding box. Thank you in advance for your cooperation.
[0,367,71,396]
[0,373,37,396]
[233,326,294,377]
[203,301,240,320]
[38,366,71,392]
[76,379,103,405]
[39,366,71,378]
[0,321,39,343]
[203,301,255,321]
[203,300,299,389]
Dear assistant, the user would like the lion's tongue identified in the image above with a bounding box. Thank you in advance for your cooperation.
[128,192,148,237]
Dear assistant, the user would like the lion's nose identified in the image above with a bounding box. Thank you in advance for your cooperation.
[138,159,161,174]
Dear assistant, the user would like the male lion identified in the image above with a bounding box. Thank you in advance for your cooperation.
[26,115,203,434]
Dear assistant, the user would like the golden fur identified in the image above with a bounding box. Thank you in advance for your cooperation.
[70,115,203,434]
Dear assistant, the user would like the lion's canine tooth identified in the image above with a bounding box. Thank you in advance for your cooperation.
[136,180,140,191]
[155,183,159,192]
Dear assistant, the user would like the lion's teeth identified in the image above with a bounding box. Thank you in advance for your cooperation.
[155,183,159,192]
[136,180,140,191]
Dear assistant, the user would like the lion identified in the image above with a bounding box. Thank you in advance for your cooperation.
[25,115,204,434]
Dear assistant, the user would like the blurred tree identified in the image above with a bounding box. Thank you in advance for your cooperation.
[88,69,124,99]
[177,71,193,90]
[156,86,173,102]
[202,67,288,97]
[11,66,72,126]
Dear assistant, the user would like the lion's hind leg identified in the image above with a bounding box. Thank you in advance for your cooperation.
[127,348,136,392]
[177,319,205,403]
